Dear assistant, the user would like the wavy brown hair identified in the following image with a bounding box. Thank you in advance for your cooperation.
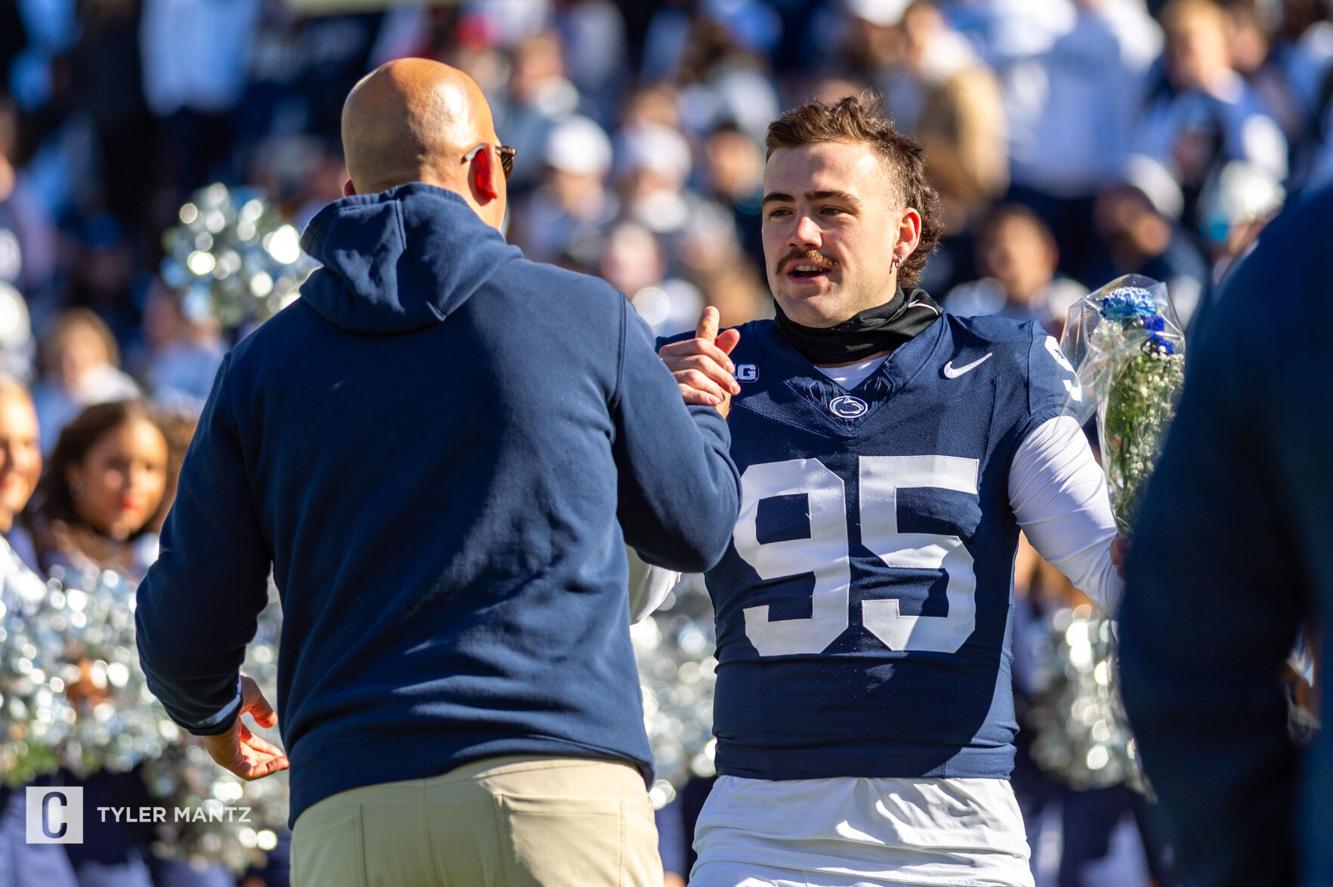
[27,400,170,575]
[764,93,942,288]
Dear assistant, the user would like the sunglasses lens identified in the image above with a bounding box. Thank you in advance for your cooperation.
[501,150,514,179]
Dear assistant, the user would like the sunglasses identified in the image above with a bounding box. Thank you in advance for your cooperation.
[462,143,517,180]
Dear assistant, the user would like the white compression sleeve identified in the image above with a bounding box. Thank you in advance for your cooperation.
[1009,415,1123,616]
[631,565,684,623]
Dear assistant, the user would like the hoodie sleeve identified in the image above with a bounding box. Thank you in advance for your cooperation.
[136,354,272,735]
[611,298,741,574]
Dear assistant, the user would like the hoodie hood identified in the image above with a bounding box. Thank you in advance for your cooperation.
[299,183,522,335]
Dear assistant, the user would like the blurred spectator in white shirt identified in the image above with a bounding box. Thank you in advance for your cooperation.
[32,308,140,453]
[555,0,628,117]
[0,282,34,384]
[137,280,223,417]
[1009,0,1160,198]
[1002,0,1161,281]
[669,2,781,143]
[884,1,1008,290]
[0,95,56,307]
[615,122,696,237]
[1192,160,1285,325]
[965,0,1078,63]
[839,0,911,80]
[140,0,262,195]
[886,1,1009,211]
[1133,0,1288,223]
[600,220,701,335]
[468,0,552,49]
[490,30,585,191]
[511,115,617,265]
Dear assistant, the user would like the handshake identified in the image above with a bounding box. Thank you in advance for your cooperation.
[659,307,743,418]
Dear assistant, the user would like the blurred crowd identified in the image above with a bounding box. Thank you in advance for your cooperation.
[3,0,1329,398]
[0,0,1329,884]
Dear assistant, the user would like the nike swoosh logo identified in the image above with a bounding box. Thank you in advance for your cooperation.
[942,352,993,379]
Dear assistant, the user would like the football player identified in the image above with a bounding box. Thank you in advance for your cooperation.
[650,96,1123,886]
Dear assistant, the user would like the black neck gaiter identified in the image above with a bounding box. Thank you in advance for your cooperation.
[773,288,942,365]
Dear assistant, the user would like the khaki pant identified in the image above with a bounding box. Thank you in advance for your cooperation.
[290,755,663,887]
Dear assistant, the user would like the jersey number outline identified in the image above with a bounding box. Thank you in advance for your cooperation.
[736,456,979,657]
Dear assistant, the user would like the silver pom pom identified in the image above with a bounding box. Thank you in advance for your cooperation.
[1028,605,1148,793]
[12,567,171,777]
[632,576,717,809]
[0,555,77,785]
[142,581,288,873]
[162,184,315,333]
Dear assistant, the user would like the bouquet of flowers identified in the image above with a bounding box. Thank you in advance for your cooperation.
[1060,275,1187,533]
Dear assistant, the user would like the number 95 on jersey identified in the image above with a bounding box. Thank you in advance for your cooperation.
[718,454,992,659]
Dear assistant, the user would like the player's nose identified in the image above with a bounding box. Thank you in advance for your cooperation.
[790,213,822,249]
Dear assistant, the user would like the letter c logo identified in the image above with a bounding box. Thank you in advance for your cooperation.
[41,792,68,840]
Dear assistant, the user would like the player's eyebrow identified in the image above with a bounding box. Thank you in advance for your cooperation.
[807,190,861,209]
[761,190,862,210]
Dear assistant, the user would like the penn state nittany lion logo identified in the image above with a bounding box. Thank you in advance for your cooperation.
[828,395,868,419]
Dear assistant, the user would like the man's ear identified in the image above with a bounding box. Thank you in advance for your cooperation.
[343,178,357,197]
[896,207,922,257]
[470,147,499,203]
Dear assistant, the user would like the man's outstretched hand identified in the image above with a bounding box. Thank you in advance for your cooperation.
[658,306,741,418]
[201,674,290,781]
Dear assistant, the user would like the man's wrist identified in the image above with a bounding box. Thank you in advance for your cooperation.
[184,678,244,736]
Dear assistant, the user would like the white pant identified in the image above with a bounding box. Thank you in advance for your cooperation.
[690,775,1034,887]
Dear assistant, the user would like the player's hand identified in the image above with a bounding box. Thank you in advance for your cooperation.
[658,306,742,418]
[201,675,290,781]
[1111,535,1129,579]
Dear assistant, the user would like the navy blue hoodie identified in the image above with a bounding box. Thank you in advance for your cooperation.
[1120,186,1333,886]
[135,184,740,825]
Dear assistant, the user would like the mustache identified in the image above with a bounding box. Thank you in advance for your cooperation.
[779,250,839,273]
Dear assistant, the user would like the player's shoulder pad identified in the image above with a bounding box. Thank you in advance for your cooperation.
[944,313,1041,371]
[944,314,1077,415]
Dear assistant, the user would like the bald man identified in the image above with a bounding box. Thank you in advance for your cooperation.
[136,59,741,886]
[340,58,510,228]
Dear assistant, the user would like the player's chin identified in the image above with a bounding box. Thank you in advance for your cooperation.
[775,277,837,305]
[775,283,842,317]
